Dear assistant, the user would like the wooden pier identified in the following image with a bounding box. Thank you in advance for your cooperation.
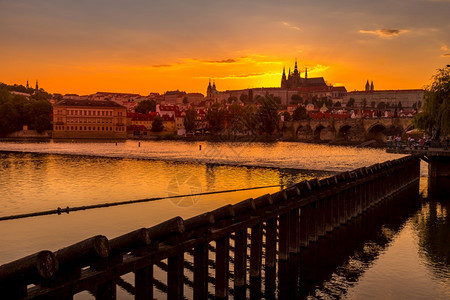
[0,155,421,299]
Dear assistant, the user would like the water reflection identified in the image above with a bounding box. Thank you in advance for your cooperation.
[275,185,421,299]
[413,198,450,282]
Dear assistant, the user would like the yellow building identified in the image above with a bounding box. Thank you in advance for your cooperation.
[53,99,127,139]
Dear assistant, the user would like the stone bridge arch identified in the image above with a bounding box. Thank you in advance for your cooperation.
[313,124,336,141]
[337,124,352,141]
[366,124,387,142]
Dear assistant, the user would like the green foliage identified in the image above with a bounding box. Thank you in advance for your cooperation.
[227,96,238,104]
[290,94,303,105]
[282,111,291,122]
[292,106,308,120]
[243,105,259,134]
[135,100,157,113]
[377,102,386,109]
[0,86,52,136]
[183,107,197,133]
[0,101,20,136]
[239,93,249,104]
[346,98,355,107]
[206,103,226,134]
[227,102,245,134]
[151,115,164,132]
[413,66,450,138]
[257,94,280,135]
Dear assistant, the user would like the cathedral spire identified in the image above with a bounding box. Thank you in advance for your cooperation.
[35,80,39,91]
[26,80,29,89]
[294,59,298,71]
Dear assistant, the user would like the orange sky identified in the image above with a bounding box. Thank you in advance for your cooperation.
[1,0,449,95]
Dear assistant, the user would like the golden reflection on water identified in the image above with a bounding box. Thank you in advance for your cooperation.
[0,152,326,263]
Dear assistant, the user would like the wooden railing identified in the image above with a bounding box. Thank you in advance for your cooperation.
[0,155,421,299]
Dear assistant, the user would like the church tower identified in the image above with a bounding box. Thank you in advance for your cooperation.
[370,81,374,91]
[365,80,370,91]
[207,79,212,97]
[26,80,29,89]
[281,67,287,89]
[35,80,39,91]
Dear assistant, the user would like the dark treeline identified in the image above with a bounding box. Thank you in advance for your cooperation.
[0,83,52,136]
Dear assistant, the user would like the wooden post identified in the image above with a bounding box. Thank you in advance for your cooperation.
[249,223,263,297]
[324,196,333,233]
[299,205,309,248]
[95,281,116,300]
[215,235,229,299]
[194,243,208,300]
[234,230,247,289]
[278,213,289,260]
[135,265,153,300]
[308,202,318,243]
[265,218,277,268]
[168,254,183,300]
[289,208,300,253]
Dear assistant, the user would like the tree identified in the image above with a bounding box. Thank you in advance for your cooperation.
[377,102,386,109]
[242,105,259,134]
[347,98,355,107]
[206,103,226,134]
[183,107,197,133]
[34,114,51,133]
[239,93,249,105]
[135,100,157,113]
[397,101,403,110]
[290,94,303,105]
[182,97,188,104]
[151,116,164,132]
[282,111,291,122]
[228,102,245,134]
[0,102,20,136]
[362,98,367,108]
[292,106,308,120]
[413,66,450,138]
[257,94,280,135]
[227,96,238,104]
[334,101,342,108]
[371,101,376,108]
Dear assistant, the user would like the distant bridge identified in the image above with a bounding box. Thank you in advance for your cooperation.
[285,117,413,142]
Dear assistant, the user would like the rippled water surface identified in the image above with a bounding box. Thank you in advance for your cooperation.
[0,141,447,299]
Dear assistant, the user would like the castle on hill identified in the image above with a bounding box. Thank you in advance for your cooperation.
[281,59,327,89]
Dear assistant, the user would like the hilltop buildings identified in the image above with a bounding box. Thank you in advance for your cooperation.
[345,81,423,108]
[209,60,346,106]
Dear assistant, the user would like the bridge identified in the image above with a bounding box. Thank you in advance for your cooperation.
[0,155,421,299]
[285,117,413,142]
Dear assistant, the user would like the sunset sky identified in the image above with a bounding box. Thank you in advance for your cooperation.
[1,0,449,95]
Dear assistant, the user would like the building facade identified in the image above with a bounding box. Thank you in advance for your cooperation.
[53,99,127,139]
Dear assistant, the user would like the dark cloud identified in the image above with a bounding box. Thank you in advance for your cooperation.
[199,58,238,64]
[359,28,408,38]
[152,64,173,68]
[441,53,450,57]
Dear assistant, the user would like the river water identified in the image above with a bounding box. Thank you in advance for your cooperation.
[0,140,448,299]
